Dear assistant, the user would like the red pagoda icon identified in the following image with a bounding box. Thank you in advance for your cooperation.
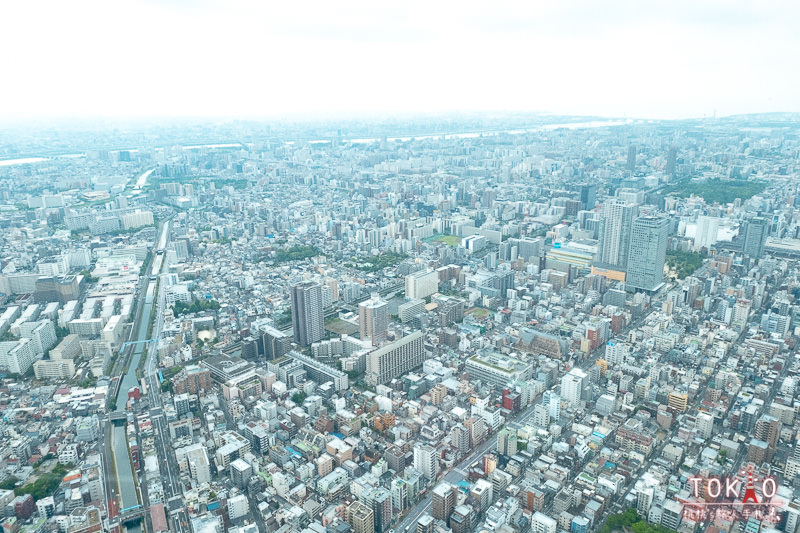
[742,466,759,504]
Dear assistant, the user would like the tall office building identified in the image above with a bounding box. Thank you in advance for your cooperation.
[366,331,425,385]
[413,443,439,480]
[417,514,434,533]
[626,216,668,292]
[291,282,325,346]
[258,323,291,360]
[742,216,768,259]
[666,147,678,176]
[431,482,457,523]
[696,412,714,440]
[579,184,597,210]
[627,145,637,172]
[598,199,636,269]
[405,270,439,299]
[560,368,587,407]
[694,216,720,251]
[359,295,388,346]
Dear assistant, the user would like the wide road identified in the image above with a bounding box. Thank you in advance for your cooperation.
[137,220,191,533]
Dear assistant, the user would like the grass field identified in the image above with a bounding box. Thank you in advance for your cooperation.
[325,317,359,335]
[467,307,490,318]
[432,235,462,246]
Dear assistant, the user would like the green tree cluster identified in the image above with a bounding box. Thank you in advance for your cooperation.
[14,463,71,501]
[273,245,321,263]
[79,270,99,283]
[173,298,221,315]
[599,509,677,533]
[663,178,766,204]
[665,250,703,278]
[291,392,307,404]
[344,252,407,272]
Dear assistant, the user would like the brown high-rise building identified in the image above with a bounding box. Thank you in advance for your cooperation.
[347,500,375,533]
[754,414,781,461]
[449,505,473,533]
[431,481,457,523]
[172,365,212,395]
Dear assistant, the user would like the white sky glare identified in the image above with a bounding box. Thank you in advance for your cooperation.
[1,0,798,120]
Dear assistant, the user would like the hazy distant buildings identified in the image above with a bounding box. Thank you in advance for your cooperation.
[291,281,325,346]
[666,146,678,176]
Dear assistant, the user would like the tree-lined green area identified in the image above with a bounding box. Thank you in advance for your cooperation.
[344,252,407,272]
[665,250,703,278]
[14,463,72,501]
[79,270,99,283]
[273,245,321,263]
[599,509,677,533]
[291,392,307,404]
[159,365,184,394]
[663,178,766,204]
[173,298,221,315]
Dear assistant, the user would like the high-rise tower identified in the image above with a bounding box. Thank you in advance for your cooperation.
[291,281,325,346]
[598,199,636,269]
[359,295,388,346]
[626,216,668,292]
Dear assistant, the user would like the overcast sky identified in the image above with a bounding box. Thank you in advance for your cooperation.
[1,0,798,120]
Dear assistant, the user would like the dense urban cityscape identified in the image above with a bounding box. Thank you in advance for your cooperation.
[0,112,798,533]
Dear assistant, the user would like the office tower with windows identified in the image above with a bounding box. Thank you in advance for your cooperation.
[579,184,597,210]
[359,295,388,346]
[598,199,636,269]
[742,216,768,259]
[626,216,668,292]
[627,145,637,172]
[291,281,325,346]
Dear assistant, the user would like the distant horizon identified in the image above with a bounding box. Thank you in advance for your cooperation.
[1,1,798,121]
[2,109,800,129]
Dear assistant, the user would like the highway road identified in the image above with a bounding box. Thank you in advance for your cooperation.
[137,218,192,533]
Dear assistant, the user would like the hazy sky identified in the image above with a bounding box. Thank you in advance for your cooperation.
[1,0,798,120]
